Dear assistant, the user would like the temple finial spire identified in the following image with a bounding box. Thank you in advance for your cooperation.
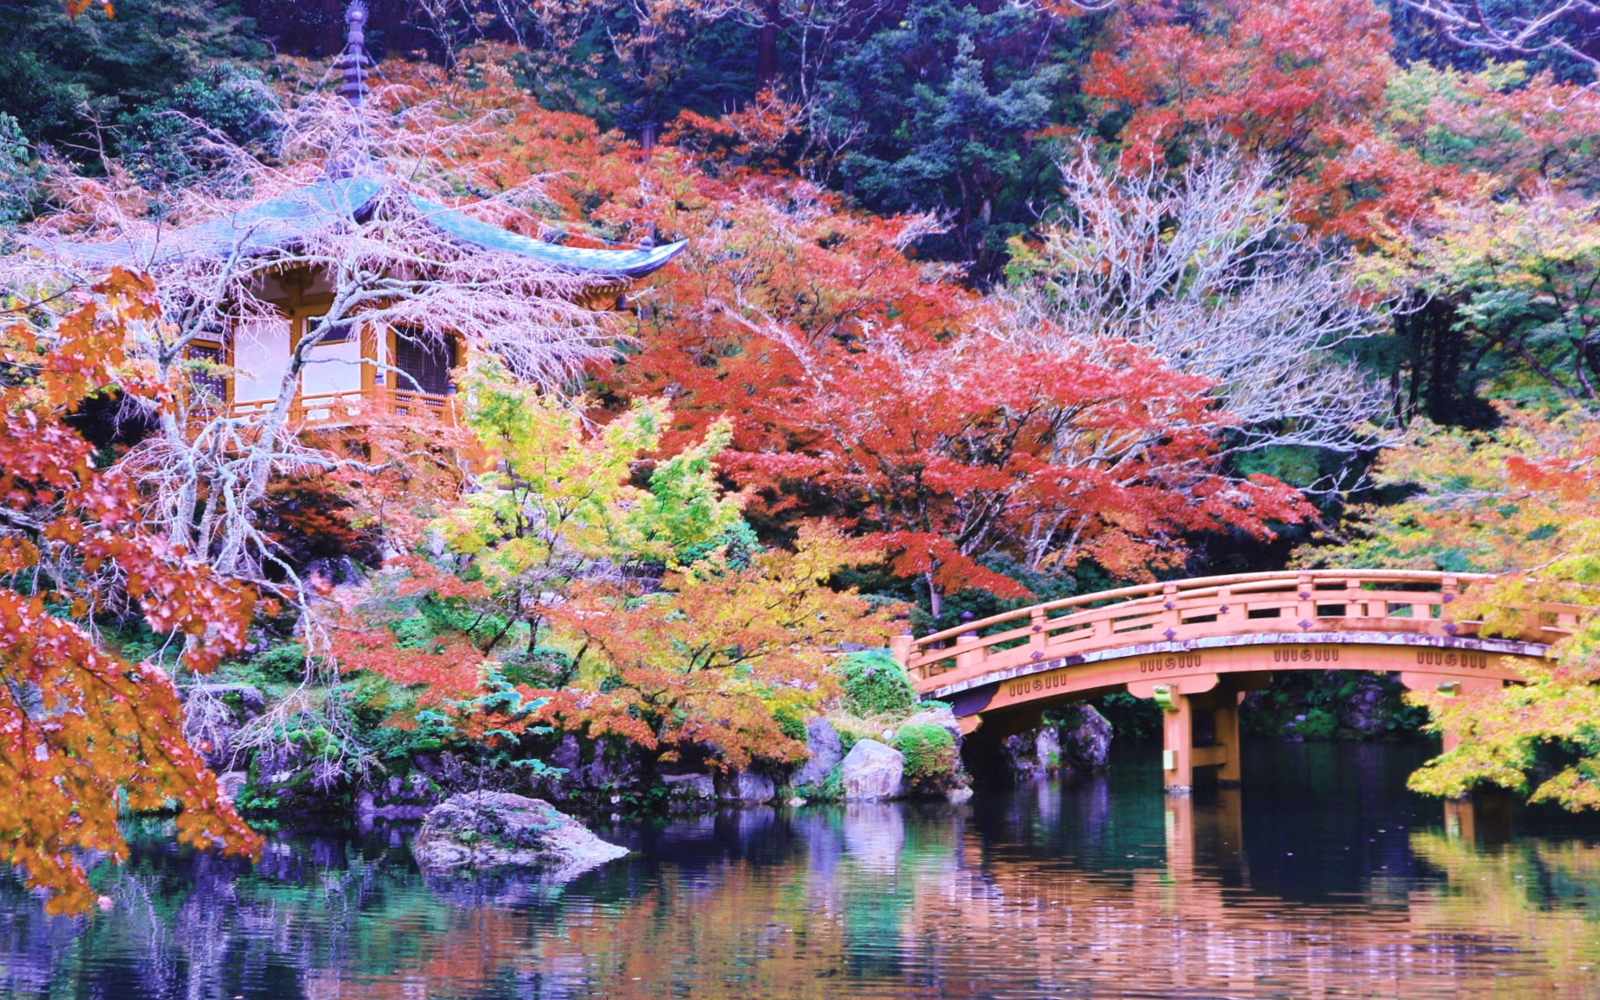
[339,1,370,107]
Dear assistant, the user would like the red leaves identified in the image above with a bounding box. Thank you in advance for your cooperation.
[1087,0,1460,241]
[1,280,260,915]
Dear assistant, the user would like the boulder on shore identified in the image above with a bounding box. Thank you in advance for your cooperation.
[840,739,905,800]
[791,717,843,788]
[901,706,962,743]
[411,792,627,879]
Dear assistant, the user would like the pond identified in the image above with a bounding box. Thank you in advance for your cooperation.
[4,742,1599,999]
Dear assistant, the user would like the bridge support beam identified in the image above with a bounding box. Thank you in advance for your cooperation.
[1132,673,1267,794]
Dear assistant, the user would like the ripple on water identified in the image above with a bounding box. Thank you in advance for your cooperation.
[2,742,1599,999]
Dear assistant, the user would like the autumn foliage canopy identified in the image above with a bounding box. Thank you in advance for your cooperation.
[0,272,260,914]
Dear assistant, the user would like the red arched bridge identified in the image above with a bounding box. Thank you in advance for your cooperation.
[889,570,1588,793]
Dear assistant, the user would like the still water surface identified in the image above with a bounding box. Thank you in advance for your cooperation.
[4,742,1600,999]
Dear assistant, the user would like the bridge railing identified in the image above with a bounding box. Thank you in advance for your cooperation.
[896,570,1585,690]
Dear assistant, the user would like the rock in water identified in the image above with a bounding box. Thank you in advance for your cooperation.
[839,739,905,800]
[791,717,843,788]
[715,770,777,806]
[1336,674,1390,737]
[1035,726,1062,773]
[412,792,627,880]
[1062,704,1113,769]
[661,772,716,811]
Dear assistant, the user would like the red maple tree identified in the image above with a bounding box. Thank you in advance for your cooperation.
[1,271,261,914]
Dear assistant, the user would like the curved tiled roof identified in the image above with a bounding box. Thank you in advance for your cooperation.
[59,176,685,279]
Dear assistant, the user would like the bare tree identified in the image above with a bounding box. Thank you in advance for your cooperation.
[1004,145,1392,479]
[2,81,640,779]
[12,88,619,580]
[1399,0,1600,82]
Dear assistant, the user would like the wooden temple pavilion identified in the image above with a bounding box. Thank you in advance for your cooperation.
[63,1,682,429]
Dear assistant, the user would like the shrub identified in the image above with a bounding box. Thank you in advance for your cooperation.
[839,650,915,717]
[795,763,844,802]
[501,646,576,688]
[1093,691,1164,740]
[243,642,312,685]
[893,722,957,793]
[773,706,808,743]
[1290,708,1339,742]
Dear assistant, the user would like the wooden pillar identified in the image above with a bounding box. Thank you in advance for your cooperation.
[889,633,914,671]
[1212,695,1242,786]
[1159,686,1195,795]
[953,611,986,675]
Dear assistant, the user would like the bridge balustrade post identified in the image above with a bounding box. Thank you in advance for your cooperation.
[1161,583,1181,636]
[1028,608,1048,656]
[1296,573,1315,625]
[1217,587,1238,625]
[890,633,914,673]
[1521,606,1545,642]
[954,612,985,674]
[1440,575,1460,630]
[1345,578,1366,618]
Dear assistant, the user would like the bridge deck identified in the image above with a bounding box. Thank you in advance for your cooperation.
[896,570,1582,698]
[890,570,1589,792]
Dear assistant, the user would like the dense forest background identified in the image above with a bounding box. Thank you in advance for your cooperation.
[5,0,1600,910]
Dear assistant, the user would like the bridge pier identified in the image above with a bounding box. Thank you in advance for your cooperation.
[1132,673,1266,794]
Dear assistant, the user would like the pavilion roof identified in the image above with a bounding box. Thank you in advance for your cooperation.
[61,176,686,280]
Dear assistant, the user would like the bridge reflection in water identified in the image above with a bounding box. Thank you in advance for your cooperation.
[4,747,1596,999]
[895,570,1590,793]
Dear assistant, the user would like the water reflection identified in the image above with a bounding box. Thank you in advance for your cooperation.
[4,742,1600,999]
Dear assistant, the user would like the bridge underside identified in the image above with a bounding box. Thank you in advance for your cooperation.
[928,632,1550,794]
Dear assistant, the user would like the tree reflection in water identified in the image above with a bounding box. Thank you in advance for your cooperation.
[2,745,1599,999]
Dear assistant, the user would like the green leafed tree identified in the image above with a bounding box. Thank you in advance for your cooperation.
[1,0,266,149]
[421,357,745,655]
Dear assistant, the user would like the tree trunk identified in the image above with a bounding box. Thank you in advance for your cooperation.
[756,4,780,92]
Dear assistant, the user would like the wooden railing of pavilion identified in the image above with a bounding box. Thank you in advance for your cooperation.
[226,387,459,428]
[893,569,1587,694]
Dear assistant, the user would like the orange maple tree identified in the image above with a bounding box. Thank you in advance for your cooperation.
[1,271,260,914]
[351,52,1309,612]
[543,522,898,771]
[588,167,1311,611]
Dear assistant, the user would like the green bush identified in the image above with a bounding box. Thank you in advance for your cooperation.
[501,646,576,688]
[116,65,283,191]
[243,642,311,684]
[1093,691,1164,741]
[1290,708,1339,742]
[794,763,844,802]
[839,650,915,717]
[893,722,957,793]
[773,706,808,743]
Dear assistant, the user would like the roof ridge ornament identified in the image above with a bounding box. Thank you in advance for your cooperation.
[339,1,370,108]
[326,1,373,179]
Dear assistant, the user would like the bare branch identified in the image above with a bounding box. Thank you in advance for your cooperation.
[1004,143,1394,477]
[1400,0,1600,83]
